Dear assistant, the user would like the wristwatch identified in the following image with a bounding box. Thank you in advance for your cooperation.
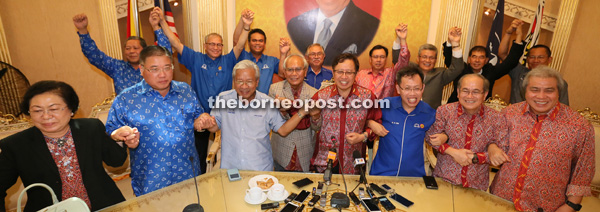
[471,155,479,164]
[362,132,368,143]
[566,200,582,211]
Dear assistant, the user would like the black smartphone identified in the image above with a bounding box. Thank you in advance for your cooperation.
[297,203,305,211]
[381,184,394,193]
[423,176,439,189]
[261,202,279,210]
[348,191,361,206]
[285,192,297,203]
[307,195,320,206]
[310,207,325,212]
[377,196,396,211]
[366,187,376,198]
[292,177,314,188]
[360,198,381,212]
[369,183,388,195]
[294,190,310,203]
[279,202,299,212]
[389,193,414,208]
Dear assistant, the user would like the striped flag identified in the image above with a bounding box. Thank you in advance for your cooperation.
[521,0,545,64]
[486,0,504,65]
[126,0,143,37]
[155,0,179,38]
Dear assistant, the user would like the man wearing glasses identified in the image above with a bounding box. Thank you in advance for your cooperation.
[106,46,205,196]
[424,74,507,191]
[504,45,569,105]
[195,60,308,171]
[369,64,442,177]
[415,27,464,109]
[269,54,318,172]
[155,7,251,173]
[356,23,410,99]
[309,53,382,174]
[303,43,332,89]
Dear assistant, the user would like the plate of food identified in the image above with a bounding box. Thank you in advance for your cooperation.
[248,174,278,191]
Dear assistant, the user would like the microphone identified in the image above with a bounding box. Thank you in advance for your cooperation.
[323,136,337,184]
[183,156,204,212]
[353,150,367,184]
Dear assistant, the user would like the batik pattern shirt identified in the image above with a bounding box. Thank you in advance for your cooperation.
[490,102,595,211]
[78,29,171,94]
[426,102,507,190]
[311,84,381,174]
[105,80,203,196]
[355,44,410,99]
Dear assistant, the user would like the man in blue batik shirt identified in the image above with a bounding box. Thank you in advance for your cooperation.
[73,12,171,94]
[156,7,252,173]
[369,64,446,177]
[106,46,204,196]
[303,43,333,89]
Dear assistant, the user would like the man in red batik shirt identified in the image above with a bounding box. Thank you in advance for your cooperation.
[488,66,595,212]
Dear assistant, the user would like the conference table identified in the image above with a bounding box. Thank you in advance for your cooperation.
[100,169,600,212]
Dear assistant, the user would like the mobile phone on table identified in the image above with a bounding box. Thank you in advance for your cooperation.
[226,169,241,181]
[389,193,414,208]
[369,183,387,195]
[307,195,320,206]
[423,176,439,189]
[348,191,361,206]
[360,198,381,212]
[292,177,313,188]
[261,202,279,210]
[381,184,394,193]
[358,187,365,198]
[377,196,396,211]
[310,207,325,212]
[285,193,297,203]
[279,202,299,212]
[293,190,310,203]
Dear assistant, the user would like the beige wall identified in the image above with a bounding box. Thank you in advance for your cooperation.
[561,0,600,111]
[0,0,114,118]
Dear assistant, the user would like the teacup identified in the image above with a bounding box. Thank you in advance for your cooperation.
[269,183,285,198]
[246,187,263,201]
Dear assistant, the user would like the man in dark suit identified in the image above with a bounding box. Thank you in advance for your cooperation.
[287,0,379,66]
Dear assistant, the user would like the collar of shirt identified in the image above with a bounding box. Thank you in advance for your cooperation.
[520,102,560,121]
[456,103,485,117]
[328,83,361,98]
[137,79,184,96]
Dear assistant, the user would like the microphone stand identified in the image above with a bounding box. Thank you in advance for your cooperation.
[183,156,204,212]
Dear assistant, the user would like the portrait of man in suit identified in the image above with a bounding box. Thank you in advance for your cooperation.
[287,0,380,66]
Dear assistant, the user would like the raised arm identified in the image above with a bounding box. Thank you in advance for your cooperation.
[73,13,89,34]
[233,9,254,59]
[392,23,411,73]
[155,7,184,53]
[150,9,172,53]
[232,13,246,47]
[498,19,524,61]
[440,27,465,85]
[278,38,292,79]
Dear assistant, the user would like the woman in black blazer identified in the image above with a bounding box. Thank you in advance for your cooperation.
[0,81,127,212]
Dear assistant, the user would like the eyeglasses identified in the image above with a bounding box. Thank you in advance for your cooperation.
[460,89,483,96]
[371,55,386,59]
[205,43,224,48]
[144,64,174,74]
[308,52,324,57]
[399,87,423,93]
[235,80,256,86]
[29,106,67,117]
[527,55,547,60]
[334,70,356,76]
[419,55,436,61]
[285,67,304,73]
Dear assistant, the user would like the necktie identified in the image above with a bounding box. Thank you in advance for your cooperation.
[316,18,333,49]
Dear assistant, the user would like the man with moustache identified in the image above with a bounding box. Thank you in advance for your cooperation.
[425,74,506,191]
[196,60,308,171]
[269,54,318,172]
[488,66,594,211]
[309,53,381,174]
[303,43,333,89]
[356,23,410,99]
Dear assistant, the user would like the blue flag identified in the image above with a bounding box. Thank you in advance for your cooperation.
[486,0,504,65]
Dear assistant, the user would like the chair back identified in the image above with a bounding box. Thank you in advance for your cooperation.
[0,61,29,116]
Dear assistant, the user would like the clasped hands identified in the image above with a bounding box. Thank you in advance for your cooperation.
[111,126,140,148]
